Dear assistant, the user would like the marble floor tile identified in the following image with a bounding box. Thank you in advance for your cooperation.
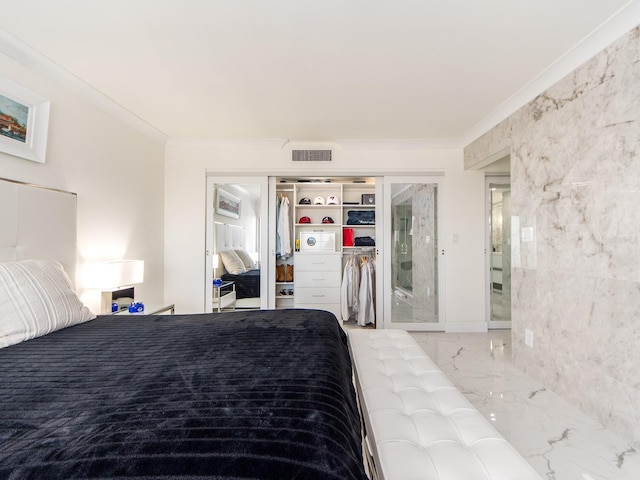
[408,330,640,480]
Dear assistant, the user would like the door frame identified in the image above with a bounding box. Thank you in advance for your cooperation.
[382,175,445,331]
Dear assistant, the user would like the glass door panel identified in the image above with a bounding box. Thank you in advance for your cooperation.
[383,176,444,330]
[487,177,511,328]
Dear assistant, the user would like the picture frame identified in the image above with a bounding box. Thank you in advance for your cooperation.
[216,188,241,219]
[0,76,50,164]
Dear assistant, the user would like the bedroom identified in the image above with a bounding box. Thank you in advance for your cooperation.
[0,1,639,478]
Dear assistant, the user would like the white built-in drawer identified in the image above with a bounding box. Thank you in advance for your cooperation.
[295,287,341,304]
[296,270,342,288]
[295,253,341,272]
[296,303,341,321]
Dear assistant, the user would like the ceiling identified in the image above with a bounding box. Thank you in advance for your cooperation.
[0,1,636,143]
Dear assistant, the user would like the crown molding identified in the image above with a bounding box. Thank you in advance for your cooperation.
[166,138,290,149]
[336,138,462,150]
[0,27,167,145]
[167,137,462,151]
[462,0,640,147]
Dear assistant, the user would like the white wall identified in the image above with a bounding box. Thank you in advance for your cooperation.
[165,140,487,331]
[0,52,165,314]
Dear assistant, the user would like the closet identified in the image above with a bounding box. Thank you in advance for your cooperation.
[273,177,380,326]
[206,175,444,330]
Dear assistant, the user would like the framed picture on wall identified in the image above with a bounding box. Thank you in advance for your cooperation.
[0,76,50,164]
[216,188,241,219]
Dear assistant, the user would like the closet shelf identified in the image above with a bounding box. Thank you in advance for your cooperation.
[296,223,340,227]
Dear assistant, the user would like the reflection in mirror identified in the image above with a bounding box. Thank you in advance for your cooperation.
[489,184,511,322]
[212,183,262,310]
[395,199,413,293]
[390,182,439,324]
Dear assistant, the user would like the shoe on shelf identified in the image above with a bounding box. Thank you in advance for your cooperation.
[276,264,285,282]
[285,264,294,282]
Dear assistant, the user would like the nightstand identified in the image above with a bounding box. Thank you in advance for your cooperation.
[212,281,236,312]
[114,304,175,315]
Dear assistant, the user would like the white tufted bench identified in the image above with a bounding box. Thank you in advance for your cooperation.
[348,329,542,480]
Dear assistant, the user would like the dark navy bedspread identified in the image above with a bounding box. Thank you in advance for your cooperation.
[0,309,367,480]
[221,269,260,299]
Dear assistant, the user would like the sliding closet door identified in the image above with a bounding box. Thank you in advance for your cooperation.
[382,176,445,330]
[205,176,269,311]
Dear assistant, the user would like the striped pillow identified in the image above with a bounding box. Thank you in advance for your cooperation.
[219,250,246,275]
[0,259,96,348]
[234,249,256,270]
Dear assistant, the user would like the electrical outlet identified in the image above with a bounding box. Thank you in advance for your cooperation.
[525,329,534,348]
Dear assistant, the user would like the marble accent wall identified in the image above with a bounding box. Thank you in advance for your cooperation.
[465,26,640,447]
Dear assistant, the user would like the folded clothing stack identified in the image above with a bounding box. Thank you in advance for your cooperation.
[346,210,375,225]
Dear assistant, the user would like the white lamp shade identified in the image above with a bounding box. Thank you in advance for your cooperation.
[85,260,144,290]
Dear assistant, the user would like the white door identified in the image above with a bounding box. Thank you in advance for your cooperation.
[205,176,269,311]
[383,176,445,331]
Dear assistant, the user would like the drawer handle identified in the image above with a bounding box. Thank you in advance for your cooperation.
[312,278,325,281]
[312,294,325,298]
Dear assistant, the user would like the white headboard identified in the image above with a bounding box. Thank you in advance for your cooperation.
[214,222,246,252]
[214,222,246,274]
[0,177,78,285]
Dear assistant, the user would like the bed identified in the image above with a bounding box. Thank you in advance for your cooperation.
[0,299,366,479]
[0,179,366,479]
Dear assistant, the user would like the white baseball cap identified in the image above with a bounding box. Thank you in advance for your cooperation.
[313,196,325,205]
[326,195,339,205]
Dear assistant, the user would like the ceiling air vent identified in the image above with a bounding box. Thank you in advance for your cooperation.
[292,150,332,162]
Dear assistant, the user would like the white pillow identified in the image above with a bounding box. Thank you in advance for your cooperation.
[0,259,96,348]
[234,249,256,270]
[219,250,246,275]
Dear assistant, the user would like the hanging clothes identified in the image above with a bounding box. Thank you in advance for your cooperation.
[275,196,282,258]
[277,195,292,259]
[340,254,360,321]
[357,256,375,326]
